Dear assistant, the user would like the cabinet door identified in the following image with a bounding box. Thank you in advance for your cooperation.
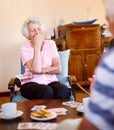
[69,50,101,86]
[84,50,101,81]
[69,51,84,82]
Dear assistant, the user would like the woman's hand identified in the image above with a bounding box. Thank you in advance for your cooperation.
[23,72,33,79]
[33,31,44,49]
[41,67,48,74]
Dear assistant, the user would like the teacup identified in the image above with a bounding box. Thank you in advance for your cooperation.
[1,102,17,117]
[83,97,90,112]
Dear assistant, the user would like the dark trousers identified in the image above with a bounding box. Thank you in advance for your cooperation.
[20,81,71,99]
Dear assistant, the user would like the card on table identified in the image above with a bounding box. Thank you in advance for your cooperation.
[62,101,81,108]
[48,107,68,115]
[17,122,58,130]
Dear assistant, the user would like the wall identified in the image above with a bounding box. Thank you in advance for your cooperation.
[0,0,106,92]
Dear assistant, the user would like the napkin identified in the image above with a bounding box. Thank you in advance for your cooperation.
[31,105,46,112]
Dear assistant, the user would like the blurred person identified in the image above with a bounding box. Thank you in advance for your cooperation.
[108,38,114,50]
[78,0,114,129]
[57,0,114,130]
[20,16,71,100]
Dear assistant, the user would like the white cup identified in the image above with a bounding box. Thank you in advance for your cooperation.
[1,102,17,117]
[83,97,90,112]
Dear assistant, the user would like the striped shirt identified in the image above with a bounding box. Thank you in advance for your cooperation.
[85,48,114,130]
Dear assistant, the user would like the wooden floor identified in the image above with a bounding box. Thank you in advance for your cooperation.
[76,90,89,102]
[0,89,89,106]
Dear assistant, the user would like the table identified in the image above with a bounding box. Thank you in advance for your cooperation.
[0,99,83,130]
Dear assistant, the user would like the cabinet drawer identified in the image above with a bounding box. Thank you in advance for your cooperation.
[66,24,101,50]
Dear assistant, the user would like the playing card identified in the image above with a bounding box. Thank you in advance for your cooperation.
[48,107,68,115]
[62,101,81,108]
[17,122,58,130]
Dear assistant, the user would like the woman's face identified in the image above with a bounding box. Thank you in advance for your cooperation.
[27,22,44,40]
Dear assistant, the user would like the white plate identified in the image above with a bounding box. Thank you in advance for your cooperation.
[76,104,84,113]
[30,112,57,121]
[0,110,23,120]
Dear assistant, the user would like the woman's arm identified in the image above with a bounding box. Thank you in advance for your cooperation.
[25,32,44,73]
[25,56,62,75]
[41,57,62,74]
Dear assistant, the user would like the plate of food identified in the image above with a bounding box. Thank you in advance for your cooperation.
[30,108,57,121]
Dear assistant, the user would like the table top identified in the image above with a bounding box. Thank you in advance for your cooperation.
[0,99,83,130]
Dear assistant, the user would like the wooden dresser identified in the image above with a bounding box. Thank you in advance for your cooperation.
[60,24,102,86]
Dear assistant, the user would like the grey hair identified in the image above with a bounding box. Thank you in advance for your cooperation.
[104,0,114,21]
[21,16,45,39]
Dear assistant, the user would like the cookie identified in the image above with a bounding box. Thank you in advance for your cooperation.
[31,112,43,117]
[31,108,52,118]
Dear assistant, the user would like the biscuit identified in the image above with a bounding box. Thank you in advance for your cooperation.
[44,113,53,117]
[31,108,53,118]
[40,109,51,114]
[36,109,44,115]
[31,112,43,117]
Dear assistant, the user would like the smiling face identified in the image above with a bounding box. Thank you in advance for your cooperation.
[27,22,45,41]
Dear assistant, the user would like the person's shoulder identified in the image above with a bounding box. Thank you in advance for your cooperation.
[20,43,32,51]
[45,39,55,44]
[44,39,56,46]
[104,48,114,58]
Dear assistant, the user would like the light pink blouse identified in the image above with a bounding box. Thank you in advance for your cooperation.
[20,40,59,85]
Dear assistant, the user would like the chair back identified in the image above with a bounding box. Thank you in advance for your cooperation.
[21,60,25,74]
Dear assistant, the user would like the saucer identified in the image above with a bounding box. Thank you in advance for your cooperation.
[0,110,23,120]
[76,104,84,113]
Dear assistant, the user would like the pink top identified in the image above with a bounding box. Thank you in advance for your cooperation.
[20,40,59,85]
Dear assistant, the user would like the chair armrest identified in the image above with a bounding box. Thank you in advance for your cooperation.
[68,75,90,100]
[68,75,77,87]
[8,77,21,102]
[68,75,77,100]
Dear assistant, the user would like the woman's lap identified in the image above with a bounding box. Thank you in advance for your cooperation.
[20,81,71,99]
[49,81,71,99]
[20,82,54,99]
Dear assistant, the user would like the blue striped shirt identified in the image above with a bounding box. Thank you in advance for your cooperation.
[85,49,114,130]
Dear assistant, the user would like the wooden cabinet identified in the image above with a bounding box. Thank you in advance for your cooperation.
[64,24,102,86]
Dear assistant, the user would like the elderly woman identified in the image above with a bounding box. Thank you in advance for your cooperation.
[20,16,70,99]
